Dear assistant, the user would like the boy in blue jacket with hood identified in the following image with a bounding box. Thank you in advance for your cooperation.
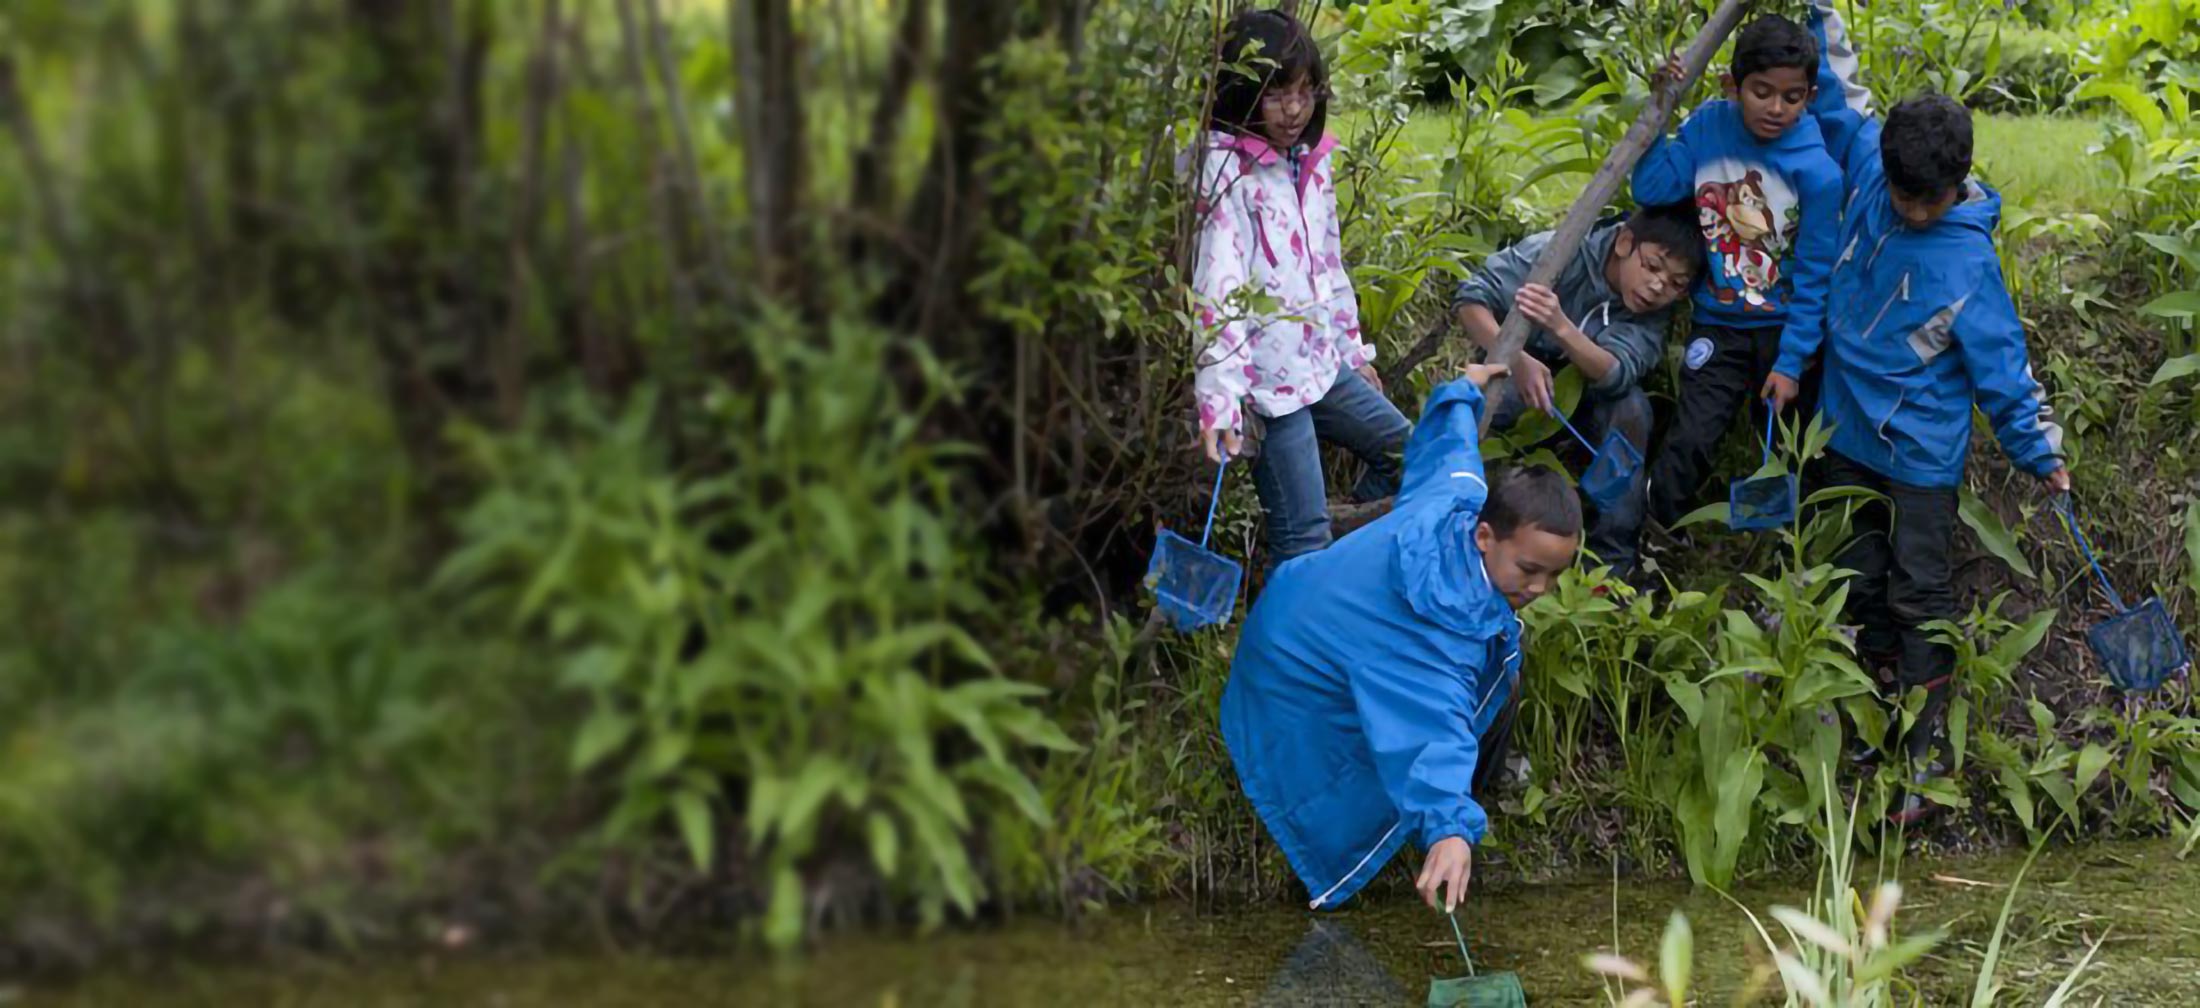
[1221,363,1583,912]
[1766,2,2070,821]
[1632,14,1845,536]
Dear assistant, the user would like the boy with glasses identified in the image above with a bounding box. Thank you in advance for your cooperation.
[1452,202,1705,576]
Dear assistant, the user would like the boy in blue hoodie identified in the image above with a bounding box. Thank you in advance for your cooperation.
[1632,15,1845,536]
[1768,3,2069,821]
[1452,203,1704,575]
[1221,363,1581,913]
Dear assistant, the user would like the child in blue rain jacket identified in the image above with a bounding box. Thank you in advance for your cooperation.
[1765,1,2070,823]
[1220,363,1583,913]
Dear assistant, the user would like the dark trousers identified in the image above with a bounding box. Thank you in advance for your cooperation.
[1646,323,1821,527]
[1821,450,1961,762]
[1250,368,1412,574]
[1472,690,1519,801]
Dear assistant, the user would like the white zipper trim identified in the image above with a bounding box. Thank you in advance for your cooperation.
[1862,272,1909,340]
[1309,819,1402,909]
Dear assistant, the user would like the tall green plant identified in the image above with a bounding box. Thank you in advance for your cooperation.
[438,315,1074,949]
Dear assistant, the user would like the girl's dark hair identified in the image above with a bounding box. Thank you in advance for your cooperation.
[1208,9,1328,145]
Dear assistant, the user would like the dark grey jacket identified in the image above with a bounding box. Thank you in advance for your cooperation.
[1451,222,1672,400]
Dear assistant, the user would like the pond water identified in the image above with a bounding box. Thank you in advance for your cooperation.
[23,840,2200,1006]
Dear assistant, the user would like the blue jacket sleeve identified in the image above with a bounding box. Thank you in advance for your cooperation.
[1956,263,2065,478]
[1394,377,1491,510]
[1631,108,1703,206]
[1346,648,1491,848]
[1772,157,1846,380]
[1808,1,1876,176]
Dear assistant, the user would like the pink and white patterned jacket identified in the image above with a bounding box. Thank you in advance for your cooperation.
[1189,130,1372,434]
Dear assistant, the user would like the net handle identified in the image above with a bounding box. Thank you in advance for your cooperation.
[1760,399,1778,469]
[1447,909,1477,977]
[1199,455,1230,548]
[1546,402,1600,456]
[2054,494,2127,612]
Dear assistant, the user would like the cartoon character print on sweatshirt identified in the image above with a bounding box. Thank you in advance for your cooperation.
[1694,161,1800,313]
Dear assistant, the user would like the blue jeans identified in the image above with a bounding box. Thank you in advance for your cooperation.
[1251,369,1411,571]
[1490,383,1652,574]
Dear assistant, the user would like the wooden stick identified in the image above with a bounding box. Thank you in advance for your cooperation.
[1475,0,1751,435]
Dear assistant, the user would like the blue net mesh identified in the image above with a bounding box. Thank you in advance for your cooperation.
[2087,597,2191,693]
[1428,973,1528,1008]
[1147,529,1242,631]
[1729,472,1797,531]
[1579,430,1641,513]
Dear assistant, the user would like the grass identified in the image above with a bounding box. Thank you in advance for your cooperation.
[1347,106,2122,219]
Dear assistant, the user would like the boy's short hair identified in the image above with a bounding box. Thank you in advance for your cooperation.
[1482,466,1584,540]
[1881,94,1973,198]
[1731,15,1819,82]
[1209,9,1329,142]
[1624,202,1705,277]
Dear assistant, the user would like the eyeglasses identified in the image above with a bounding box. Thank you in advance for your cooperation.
[1259,84,1330,112]
[1632,244,1695,290]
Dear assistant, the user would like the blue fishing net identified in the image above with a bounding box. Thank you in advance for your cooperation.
[2087,596,2190,693]
[1146,458,1242,632]
[1578,429,1642,514]
[1147,529,1242,631]
[1729,408,1795,532]
[2059,497,2192,693]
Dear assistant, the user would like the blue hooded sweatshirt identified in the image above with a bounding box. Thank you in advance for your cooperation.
[1221,378,1521,910]
[1772,3,2064,489]
[1632,96,1844,349]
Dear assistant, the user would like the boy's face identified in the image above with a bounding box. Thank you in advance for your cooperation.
[1474,522,1580,611]
[1890,184,1962,230]
[1608,231,1696,314]
[1724,66,1815,141]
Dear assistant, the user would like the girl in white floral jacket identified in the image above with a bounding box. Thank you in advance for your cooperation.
[1192,9,1408,571]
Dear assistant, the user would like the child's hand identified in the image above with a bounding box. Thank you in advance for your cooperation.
[1762,372,1801,412]
[2041,466,2071,495]
[1460,361,1511,390]
[1357,363,1385,394]
[1509,352,1555,414]
[1652,50,1685,88]
[1512,284,1577,340]
[1417,836,1473,912]
[1200,426,1243,463]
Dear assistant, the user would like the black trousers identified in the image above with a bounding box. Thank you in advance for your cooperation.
[1645,323,1821,527]
[1821,450,1961,762]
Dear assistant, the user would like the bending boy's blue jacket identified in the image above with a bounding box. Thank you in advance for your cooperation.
[1221,378,1520,909]
[1776,4,2064,489]
[1451,221,1672,399]
[1631,98,1844,351]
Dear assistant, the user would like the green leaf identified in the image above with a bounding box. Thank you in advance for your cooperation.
[2184,500,2200,598]
[2150,353,2200,386]
[1673,501,1731,531]
[2075,79,2166,140]
[1508,155,1600,198]
[1660,910,1693,1007]
[866,812,900,875]
[571,708,635,773]
[1958,485,2034,578]
[2074,743,2115,796]
[672,787,715,871]
[2139,233,2200,270]
[764,864,804,950]
[2139,293,2200,319]
[1988,609,2057,670]
[1802,485,1883,509]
